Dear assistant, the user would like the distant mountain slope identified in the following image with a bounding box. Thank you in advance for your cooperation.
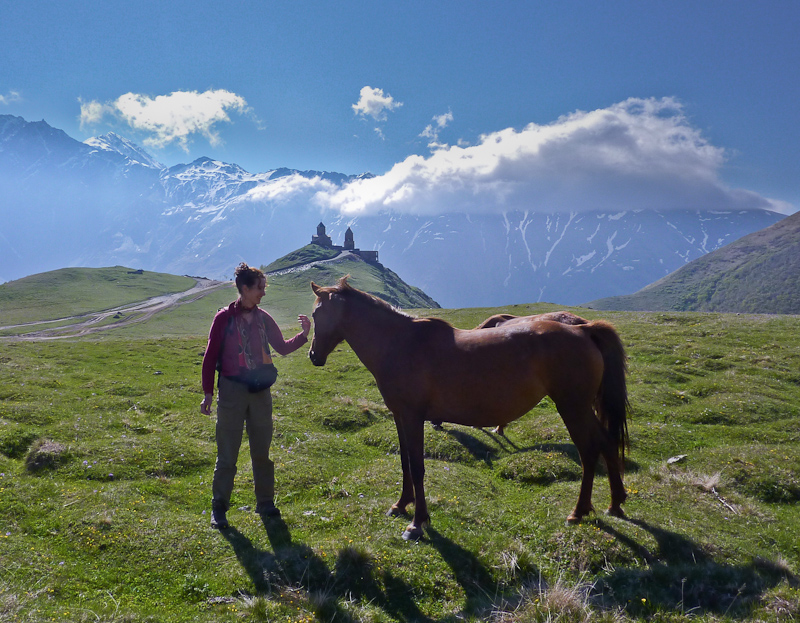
[588,210,800,314]
[264,245,440,309]
[0,114,786,307]
[0,266,195,325]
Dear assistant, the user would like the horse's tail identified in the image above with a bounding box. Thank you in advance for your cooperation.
[584,321,630,460]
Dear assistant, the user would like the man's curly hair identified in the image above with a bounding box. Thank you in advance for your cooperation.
[234,262,265,293]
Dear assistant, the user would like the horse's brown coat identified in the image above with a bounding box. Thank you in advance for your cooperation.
[309,277,630,539]
[473,311,590,435]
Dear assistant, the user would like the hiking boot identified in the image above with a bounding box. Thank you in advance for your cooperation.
[256,502,281,518]
[210,506,229,529]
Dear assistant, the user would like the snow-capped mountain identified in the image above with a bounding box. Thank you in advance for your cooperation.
[319,209,784,307]
[0,115,786,306]
[84,133,164,171]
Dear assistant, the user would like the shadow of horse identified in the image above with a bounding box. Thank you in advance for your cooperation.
[594,517,798,618]
[427,527,541,617]
[440,426,641,475]
[220,518,432,622]
[429,515,796,619]
[439,427,502,465]
[435,425,577,467]
[220,511,795,621]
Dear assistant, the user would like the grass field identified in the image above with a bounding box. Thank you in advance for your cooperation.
[1,273,799,622]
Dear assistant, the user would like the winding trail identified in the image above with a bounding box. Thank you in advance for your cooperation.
[0,278,231,341]
[265,251,357,276]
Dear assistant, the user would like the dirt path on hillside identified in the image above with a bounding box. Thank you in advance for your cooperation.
[0,278,231,341]
[266,251,356,276]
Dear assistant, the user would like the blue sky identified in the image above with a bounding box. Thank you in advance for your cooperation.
[2,0,798,215]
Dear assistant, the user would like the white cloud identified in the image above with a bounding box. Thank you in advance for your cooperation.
[79,99,113,126]
[352,86,403,121]
[316,97,793,215]
[79,89,249,150]
[0,90,21,105]
[420,110,453,144]
[243,173,338,204]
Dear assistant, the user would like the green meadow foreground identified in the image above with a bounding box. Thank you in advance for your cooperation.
[1,280,800,621]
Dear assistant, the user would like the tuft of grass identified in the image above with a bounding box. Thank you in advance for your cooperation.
[0,423,38,459]
[726,455,800,504]
[24,438,70,472]
[498,451,582,485]
[493,575,624,623]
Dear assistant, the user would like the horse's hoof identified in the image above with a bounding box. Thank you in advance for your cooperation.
[402,525,424,541]
[386,506,404,518]
[565,509,592,525]
[606,506,626,519]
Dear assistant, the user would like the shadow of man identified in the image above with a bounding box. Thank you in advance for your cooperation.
[219,526,278,595]
[220,518,330,601]
[331,545,433,623]
[221,517,431,622]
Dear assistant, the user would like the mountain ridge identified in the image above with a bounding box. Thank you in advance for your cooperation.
[587,210,800,314]
[0,114,787,308]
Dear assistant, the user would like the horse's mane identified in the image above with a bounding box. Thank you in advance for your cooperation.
[317,276,410,316]
[317,276,450,327]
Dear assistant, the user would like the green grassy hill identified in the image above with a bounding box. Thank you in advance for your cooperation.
[262,244,341,272]
[589,211,800,314]
[0,256,436,340]
[1,268,800,622]
[264,244,440,310]
[0,266,195,325]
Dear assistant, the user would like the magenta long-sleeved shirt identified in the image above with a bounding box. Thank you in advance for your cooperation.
[201,300,308,395]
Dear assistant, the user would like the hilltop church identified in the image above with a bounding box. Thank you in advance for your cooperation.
[311,222,379,264]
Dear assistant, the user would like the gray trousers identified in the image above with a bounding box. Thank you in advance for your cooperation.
[212,376,274,511]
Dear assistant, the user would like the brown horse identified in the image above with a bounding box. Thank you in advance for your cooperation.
[473,311,589,435]
[309,277,630,540]
[475,311,589,330]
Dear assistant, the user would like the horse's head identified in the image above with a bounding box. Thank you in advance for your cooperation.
[308,280,347,366]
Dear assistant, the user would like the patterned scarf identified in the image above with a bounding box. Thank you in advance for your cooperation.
[233,305,273,370]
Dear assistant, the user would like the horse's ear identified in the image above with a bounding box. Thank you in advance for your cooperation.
[311,282,328,299]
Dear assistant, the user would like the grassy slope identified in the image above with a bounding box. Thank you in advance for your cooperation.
[0,266,196,325]
[262,244,341,273]
[266,247,440,309]
[589,211,800,314]
[1,278,800,622]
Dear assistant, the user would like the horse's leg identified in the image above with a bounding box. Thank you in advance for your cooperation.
[387,414,415,517]
[555,400,602,524]
[402,416,429,540]
[600,434,627,518]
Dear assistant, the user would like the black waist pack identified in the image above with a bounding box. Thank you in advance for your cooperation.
[233,364,278,393]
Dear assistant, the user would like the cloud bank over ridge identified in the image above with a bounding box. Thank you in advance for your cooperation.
[247,97,792,216]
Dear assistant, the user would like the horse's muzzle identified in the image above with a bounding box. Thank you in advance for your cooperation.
[308,350,326,367]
